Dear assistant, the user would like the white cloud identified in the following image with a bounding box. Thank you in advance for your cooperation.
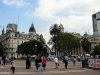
[1,0,29,7]
[34,0,95,18]
[39,26,51,43]
[33,0,100,42]
[34,0,71,19]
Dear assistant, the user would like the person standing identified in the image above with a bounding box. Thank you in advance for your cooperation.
[35,55,39,70]
[54,57,59,68]
[63,54,69,69]
[42,55,47,70]
[26,55,30,69]
[29,55,32,68]
[10,57,15,74]
[37,55,43,75]
[81,55,85,68]
[35,54,42,71]
[2,56,6,65]
[72,56,76,66]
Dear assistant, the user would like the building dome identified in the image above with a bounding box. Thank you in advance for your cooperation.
[29,22,36,33]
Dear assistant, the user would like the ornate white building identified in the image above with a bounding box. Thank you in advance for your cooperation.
[0,23,45,58]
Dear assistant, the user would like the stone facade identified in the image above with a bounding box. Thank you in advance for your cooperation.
[0,23,43,58]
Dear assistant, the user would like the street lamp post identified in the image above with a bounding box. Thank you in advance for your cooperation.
[35,44,37,55]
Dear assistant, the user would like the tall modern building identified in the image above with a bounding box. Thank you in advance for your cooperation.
[92,12,100,36]
[0,23,46,58]
[89,12,100,50]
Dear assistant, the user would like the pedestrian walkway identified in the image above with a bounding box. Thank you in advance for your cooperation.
[0,60,99,75]
[0,69,91,75]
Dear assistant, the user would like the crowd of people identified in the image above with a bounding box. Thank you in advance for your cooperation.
[25,54,47,74]
[0,56,16,74]
[0,56,13,66]
[0,54,89,74]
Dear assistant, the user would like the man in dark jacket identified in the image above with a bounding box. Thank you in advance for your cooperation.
[26,55,31,69]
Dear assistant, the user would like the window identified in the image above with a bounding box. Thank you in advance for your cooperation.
[17,40,19,45]
[12,40,13,43]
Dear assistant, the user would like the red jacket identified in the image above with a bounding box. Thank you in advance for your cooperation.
[42,56,47,64]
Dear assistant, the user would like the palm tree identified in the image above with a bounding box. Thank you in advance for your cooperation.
[49,24,63,56]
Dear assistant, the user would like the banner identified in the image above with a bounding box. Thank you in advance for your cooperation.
[88,59,100,69]
[94,59,100,68]
[88,59,94,68]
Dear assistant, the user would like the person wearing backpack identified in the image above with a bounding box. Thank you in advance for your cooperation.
[63,54,69,69]
[42,55,47,70]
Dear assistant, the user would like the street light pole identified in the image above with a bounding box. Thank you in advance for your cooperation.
[35,44,37,55]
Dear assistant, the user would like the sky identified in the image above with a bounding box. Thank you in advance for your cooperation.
[0,0,100,42]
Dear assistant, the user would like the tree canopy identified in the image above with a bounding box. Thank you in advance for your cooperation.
[93,44,100,55]
[57,32,80,54]
[16,40,48,56]
[81,38,91,54]
[49,24,80,56]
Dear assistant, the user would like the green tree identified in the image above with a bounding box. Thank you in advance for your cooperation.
[93,44,100,55]
[16,40,48,56]
[49,24,80,56]
[74,38,81,55]
[58,32,80,55]
[49,24,63,56]
[0,42,4,56]
[81,38,91,54]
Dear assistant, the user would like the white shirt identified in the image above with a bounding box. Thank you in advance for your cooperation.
[54,58,58,63]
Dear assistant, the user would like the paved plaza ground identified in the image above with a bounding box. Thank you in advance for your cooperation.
[0,60,100,75]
